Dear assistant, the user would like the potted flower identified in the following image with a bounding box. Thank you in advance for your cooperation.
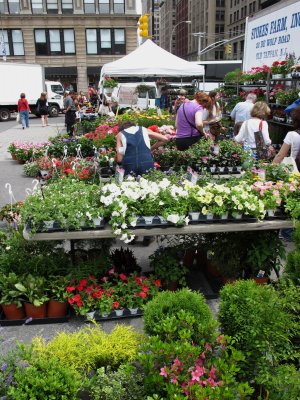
[271,60,287,79]
[0,273,25,320]
[272,109,286,122]
[15,275,49,318]
[47,275,70,317]
[94,288,113,318]
[149,247,188,290]
[252,181,282,217]
[103,76,118,95]
[37,156,52,179]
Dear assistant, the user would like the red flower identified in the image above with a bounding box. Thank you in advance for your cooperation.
[272,61,279,66]
[73,294,81,302]
[68,297,75,304]
[135,276,142,285]
[142,285,149,293]
[119,273,127,281]
[66,286,76,292]
[108,268,115,275]
[112,301,120,309]
[139,291,147,298]
[154,279,161,287]
[280,60,286,65]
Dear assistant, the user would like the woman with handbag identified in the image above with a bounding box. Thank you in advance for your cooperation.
[234,101,273,160]
[175,92,212,151]
[273,105,300,171]
[202,91,226,139]
[36,92,49,127]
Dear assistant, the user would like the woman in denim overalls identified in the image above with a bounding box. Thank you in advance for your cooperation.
[116,122,169,175]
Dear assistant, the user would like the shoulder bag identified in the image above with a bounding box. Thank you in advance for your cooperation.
[253,120,275,160]
[182,103,203,137]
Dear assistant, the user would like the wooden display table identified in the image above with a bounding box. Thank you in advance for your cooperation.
[23,220,294,241]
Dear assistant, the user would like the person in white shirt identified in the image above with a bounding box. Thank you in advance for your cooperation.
[273,105,300,164]
[231,93,257,123]
[234,101,271,150]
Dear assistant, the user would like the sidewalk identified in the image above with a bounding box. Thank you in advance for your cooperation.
[0,119,65,207]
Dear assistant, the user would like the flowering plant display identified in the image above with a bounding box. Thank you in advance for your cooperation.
[38,156,52,171]
[8,141,50,162]
[103,76,118,89]
[65,271,161,316]
[252,181,283,210]
[271,60,287,75]
[244,65,270,82]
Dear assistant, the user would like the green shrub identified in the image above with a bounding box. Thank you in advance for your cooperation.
[7,357,81,400]
[143,289,214,340]
[89,364,145,400]
[219,280,294,380]
[32,325,141,374]
[257,364,300,400]
[138,335,253,399]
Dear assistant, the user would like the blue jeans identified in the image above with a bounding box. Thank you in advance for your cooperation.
[20,110,29,128]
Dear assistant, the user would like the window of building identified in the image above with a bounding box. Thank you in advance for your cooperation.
[233,42,238,55]
[8,0,20,13]
[62,0,73,14]
[234,11,236,21]
[216,0,225,6]
[31,0,43,13]
[46,0,58,13]
[34,29,75,55]
[99,0,109,13]
[249,3,252,13]
[237,10,239,20]
[240,40,244,53]
[86,28,125,55]
[230,0,232,6]
[113,0,124,14]
[1,29,24,55]
[215,24,224,34]
[229,29,232,38]
[0,0,4,13]
[216,10,224,21]
[84,0,95,13]
[244,5,247,15]
[230,14,232,24]
[253,1,256,12]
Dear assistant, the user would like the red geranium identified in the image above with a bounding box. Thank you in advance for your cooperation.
[112,301,120,309]
[119,273,127,281]
[139,291,147,298]
[66,286,76,292]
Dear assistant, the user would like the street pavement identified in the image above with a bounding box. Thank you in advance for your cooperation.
[0,116,65,207]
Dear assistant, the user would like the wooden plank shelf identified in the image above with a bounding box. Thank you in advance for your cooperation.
[23,220,294,241]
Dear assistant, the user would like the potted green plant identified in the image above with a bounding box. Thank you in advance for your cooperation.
[0,273,25,320]
[149,247,188,290]
[271,60,287,79]
[46,275,70,317]
[15,275,49,318]
[103,76,118,95]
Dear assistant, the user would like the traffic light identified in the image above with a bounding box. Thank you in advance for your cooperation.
[139,14,150,38]
[225,44,232,55]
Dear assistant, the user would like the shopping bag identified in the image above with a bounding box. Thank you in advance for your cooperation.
[16,113,21,124]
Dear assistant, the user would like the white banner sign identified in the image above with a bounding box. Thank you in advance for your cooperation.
[244,1,300,71]
[118,86,138,106]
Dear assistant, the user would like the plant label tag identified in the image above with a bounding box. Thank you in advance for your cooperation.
[213,145,220,155]
[257,270,265,278]
[115,166,125,183]
[186,167,198,185]
[257,169,266,181]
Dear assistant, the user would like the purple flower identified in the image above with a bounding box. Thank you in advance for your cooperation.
[24,317,33,325]
[1,362,7,371]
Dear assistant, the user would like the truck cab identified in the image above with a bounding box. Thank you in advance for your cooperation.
[44,81,64,117]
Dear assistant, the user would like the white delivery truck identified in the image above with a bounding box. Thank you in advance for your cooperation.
[0,62,64,121]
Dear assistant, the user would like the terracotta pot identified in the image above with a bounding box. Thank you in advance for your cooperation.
[47,300,68,318]
[17,159,25,164]
[183,250,196,267]
[11,154,17,161]
[1,303,25,320]
[163,281,178,291]
[24,302,47,318]
[253,277,269,285]
[220,276,236,284]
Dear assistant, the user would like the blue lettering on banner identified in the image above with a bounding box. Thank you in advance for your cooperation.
[270,17,287,34]
[290,12,300,28]
[251,24,269,39]
[278,34,290,44]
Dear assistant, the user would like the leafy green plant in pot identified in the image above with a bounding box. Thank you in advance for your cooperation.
[15,274,49,318]
[0,273,25,320]
[149,247,188,290]
[46,275,70,318]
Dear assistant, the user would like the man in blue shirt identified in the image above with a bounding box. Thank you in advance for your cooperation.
[231,93,257,123]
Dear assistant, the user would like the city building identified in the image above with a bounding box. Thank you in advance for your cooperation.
[226,0,282,60]
[159,0,225,61]
[0,0,138,92]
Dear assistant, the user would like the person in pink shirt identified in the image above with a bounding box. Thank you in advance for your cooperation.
[17,93,30,129]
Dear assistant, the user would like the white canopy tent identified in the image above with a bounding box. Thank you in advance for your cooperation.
[99,40,205,81]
